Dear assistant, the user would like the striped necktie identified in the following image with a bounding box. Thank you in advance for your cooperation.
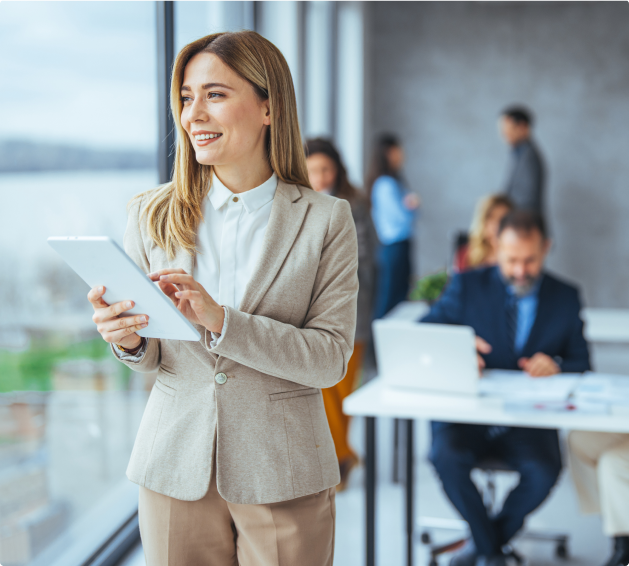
[505,293,519,355]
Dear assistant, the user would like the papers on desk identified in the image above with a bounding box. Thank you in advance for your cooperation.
[479,370,623,415]
[479,370,581,401]
[573,374,629,404]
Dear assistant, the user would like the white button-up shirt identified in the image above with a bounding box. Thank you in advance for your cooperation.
[194,172,278,310]
[115,173,277,361]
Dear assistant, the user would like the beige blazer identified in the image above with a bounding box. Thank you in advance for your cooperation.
[113,180,358,504]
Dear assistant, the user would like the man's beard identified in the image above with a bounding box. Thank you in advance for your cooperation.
[506,274,538,297]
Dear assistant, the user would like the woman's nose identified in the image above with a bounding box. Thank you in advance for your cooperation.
[188,96,209,123]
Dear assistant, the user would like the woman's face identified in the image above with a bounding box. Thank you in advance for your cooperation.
[180,52,271,168]
[306,153,338,193]
[484,204,511,243]
[386,145,404,172]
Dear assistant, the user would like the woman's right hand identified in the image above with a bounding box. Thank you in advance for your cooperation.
[88,286,149,349]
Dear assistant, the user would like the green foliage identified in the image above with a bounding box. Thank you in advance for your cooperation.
[0,336,116,393]
[409,271,449,303]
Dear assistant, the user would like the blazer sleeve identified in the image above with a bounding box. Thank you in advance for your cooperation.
[109,195,161,373]
[559,289,591,373]
[208,198,359,389]
[420,274,464,325]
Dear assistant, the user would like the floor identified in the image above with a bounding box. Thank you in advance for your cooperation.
[118,416,611,566]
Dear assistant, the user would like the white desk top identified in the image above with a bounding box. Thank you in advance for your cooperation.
[387,301,629,344]
[344,377,629,433]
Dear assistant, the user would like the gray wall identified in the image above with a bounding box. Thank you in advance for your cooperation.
[368,1,629,308]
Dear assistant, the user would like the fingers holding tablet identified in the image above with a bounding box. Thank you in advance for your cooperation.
[88,285,148,348]
[87,285,109,309]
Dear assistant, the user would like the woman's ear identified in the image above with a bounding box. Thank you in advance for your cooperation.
[262,99,271,126]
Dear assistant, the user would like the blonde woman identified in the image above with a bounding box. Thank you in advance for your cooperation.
[464,194,513,269]
[87,31,358,566]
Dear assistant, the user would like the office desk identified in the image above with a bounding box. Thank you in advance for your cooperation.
[343,377,629,566]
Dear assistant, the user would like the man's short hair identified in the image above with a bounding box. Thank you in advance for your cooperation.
[498,210,547,240]
[501,105,533,127]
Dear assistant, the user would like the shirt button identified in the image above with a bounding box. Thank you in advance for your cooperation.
[215,372,227,385]
[233,197,239,202]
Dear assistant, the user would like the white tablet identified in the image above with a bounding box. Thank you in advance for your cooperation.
[48,236,201,341]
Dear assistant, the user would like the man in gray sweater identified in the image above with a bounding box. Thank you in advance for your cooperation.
[500,106,545,217]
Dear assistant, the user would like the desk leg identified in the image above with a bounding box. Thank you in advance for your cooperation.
[366,416,376,566]
[393,417,400,483]
[405,419,414,566]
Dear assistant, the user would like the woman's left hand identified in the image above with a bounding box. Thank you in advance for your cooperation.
[149,269,225,333]
[403,193,421,210]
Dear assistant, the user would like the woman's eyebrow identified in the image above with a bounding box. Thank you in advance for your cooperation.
[181,82,234,92]
[203,82,233,90]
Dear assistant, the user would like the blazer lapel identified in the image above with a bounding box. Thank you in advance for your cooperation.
[169,244,195,276]
[489,267,513,363]
[239,180,308,315]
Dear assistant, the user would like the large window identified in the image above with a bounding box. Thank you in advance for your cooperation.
[0,3,370,563]
[0,3,158,564]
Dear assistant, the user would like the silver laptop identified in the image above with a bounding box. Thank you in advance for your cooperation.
[372,319,479,395]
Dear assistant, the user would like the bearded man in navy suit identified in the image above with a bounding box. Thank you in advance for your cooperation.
[422,210,590,566]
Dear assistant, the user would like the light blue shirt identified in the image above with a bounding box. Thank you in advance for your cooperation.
[506,277,543,354]
[371,175,416,245]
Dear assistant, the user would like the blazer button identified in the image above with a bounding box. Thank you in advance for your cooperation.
[215,372,227,385]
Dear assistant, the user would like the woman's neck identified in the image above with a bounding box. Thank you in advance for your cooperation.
[213,158,274,194]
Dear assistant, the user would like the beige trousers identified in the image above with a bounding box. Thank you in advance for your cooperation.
[568,431,629,536]
[138,468,336,566]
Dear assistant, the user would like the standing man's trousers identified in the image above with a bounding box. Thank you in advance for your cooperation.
[430,423,562,556]
[568,431,629,537]
[138,464,336,566]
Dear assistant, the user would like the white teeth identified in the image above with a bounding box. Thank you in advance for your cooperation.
[195,133,221,141]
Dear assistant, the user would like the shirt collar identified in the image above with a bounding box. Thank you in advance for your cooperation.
[209,172,278,213]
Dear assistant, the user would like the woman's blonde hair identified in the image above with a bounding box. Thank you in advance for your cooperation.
[467,194,513,267]
[133,31,311,259]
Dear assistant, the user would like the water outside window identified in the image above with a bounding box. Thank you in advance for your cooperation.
[0,3,159,564]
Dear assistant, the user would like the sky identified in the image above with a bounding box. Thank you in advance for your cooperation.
[0,1,302,153]
[0,1,158,151]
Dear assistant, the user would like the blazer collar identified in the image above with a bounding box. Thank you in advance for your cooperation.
[239,180,308,315]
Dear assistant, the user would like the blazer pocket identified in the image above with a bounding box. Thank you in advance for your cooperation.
[154,379,176,397]
[269,387,320,401]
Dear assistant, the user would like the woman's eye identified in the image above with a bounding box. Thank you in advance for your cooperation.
[208,92,224,100]
[180,96,192,104]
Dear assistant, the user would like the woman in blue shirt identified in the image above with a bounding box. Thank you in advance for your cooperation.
[368,134,420,319]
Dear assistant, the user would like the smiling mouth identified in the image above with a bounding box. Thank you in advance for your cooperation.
[193,133,223,147]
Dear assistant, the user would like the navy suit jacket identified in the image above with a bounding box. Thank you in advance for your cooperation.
[421,266,591,373]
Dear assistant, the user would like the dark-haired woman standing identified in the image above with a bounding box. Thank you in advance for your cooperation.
[305,138,376,489]
[367,134,420,319]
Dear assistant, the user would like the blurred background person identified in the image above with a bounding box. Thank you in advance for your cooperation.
[456,195,514,272]
[368,133,420,319]
[422,210,591,566]
[500,106,545,217]
[305,137,377,490]
[568,431,629,566]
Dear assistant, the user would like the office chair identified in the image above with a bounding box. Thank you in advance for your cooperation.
[419,457,569,566]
